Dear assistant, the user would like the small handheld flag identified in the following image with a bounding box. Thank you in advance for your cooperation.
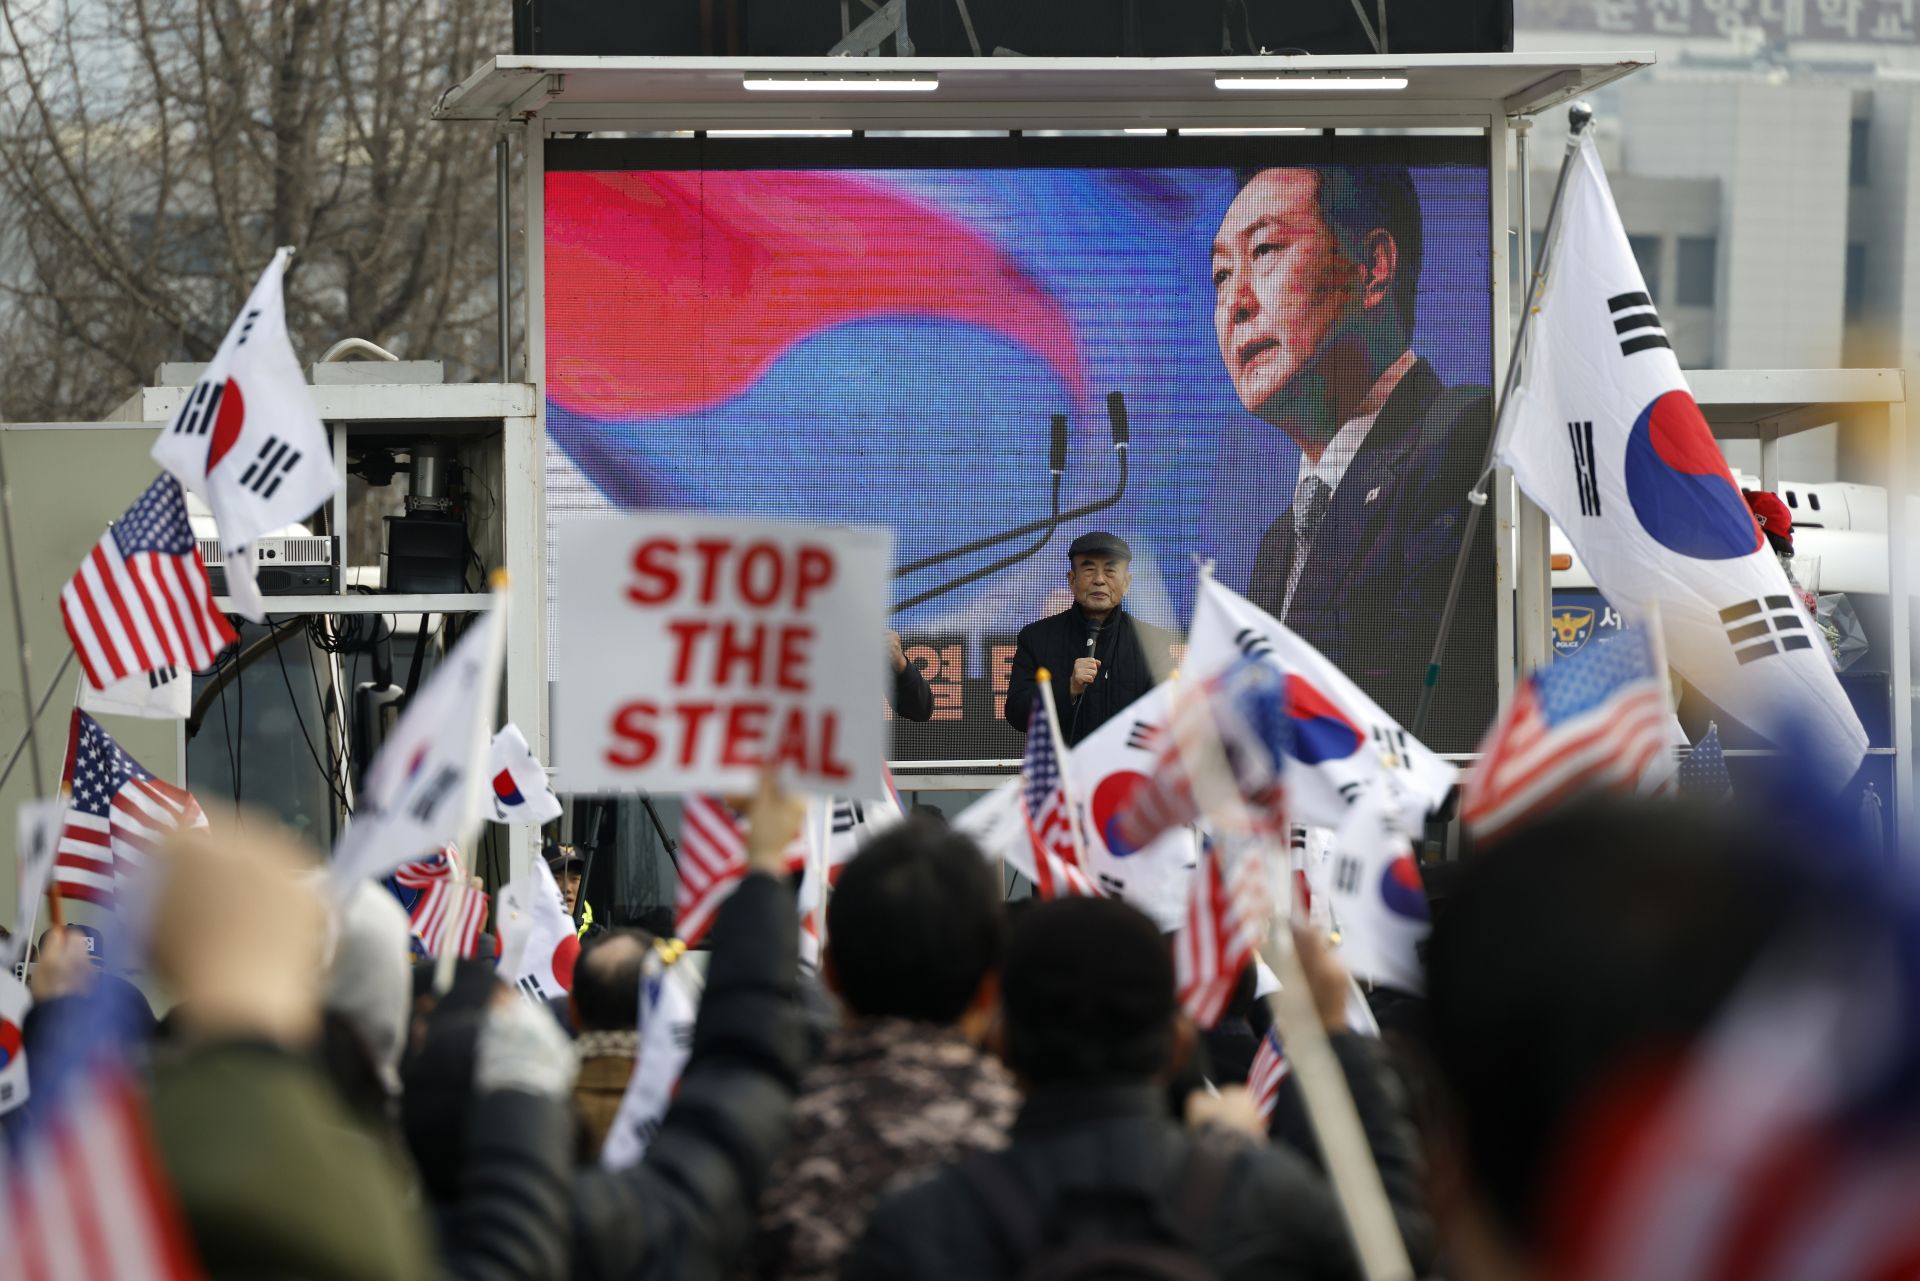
[1677,722,1734,804]
[1019,669,1098,900]
[60,474,235,695]
[1462,630,1671,846]
[329,601,506,898]
[1116,655,1292,852]
[394,847,489,960]
[496,856,582,1001]
[56,710,208,910]
[151,249,337,622]
[1185,576,1455,831]
[486,723,563,826]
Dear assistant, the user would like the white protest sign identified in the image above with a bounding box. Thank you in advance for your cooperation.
[556,515,891,799]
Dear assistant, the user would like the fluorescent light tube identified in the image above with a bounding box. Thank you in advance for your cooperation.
[743,76,938,92]
[1214,75,1408,91]
[1124,126,1313,135]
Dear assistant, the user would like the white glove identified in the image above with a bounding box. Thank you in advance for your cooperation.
[474,993,577,1099]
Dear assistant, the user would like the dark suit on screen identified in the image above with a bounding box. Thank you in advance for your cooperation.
[1248,357,1494,744]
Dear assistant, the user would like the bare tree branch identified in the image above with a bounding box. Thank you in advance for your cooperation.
[0,0,510,421]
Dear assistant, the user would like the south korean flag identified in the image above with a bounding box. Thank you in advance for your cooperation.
[1185,576,1456,832]
[1496,133,1866,789]
[152,248,336,622]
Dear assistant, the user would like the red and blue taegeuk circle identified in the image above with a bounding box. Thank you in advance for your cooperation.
[1091,770,1154,857]
[1378,856,1430,923]
[1623,390,1762,561]
[1285,677,1363,765]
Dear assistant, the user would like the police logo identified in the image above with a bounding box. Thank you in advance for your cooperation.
[1550,607,1596,657]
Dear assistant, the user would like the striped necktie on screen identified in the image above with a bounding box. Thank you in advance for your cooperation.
[1282,473,1335,621]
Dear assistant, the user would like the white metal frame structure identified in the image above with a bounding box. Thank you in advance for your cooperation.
[112,379,546,878]
[1689,368,1913,836]
[436,51,1658,802]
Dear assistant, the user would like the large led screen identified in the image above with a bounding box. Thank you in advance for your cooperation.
[545,138,1497,762]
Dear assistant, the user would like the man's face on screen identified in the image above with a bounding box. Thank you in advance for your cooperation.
[1212,169,1365,422]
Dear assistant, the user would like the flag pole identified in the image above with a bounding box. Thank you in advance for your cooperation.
[1168,567,1414,1281]
[1409,102,1595,739]
[0,425,51,804]
[434,572,512,995]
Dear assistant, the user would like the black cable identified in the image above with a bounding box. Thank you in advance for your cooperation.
[234,632,244,804]
[268,616,356,816]
[303,617,349,831]
[215,647,239,804]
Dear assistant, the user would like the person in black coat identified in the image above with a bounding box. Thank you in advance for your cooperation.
[842,897,1435,1281]
[1213,165,1494,741]
[569,778,809,1281]
[1002,533,1180,748]
[887,629,935,723]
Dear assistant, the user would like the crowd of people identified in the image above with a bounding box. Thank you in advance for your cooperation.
[9,769,1917,1281]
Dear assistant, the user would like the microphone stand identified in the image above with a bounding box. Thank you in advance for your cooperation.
[891,447,1131,614]
[894,391,1133,578]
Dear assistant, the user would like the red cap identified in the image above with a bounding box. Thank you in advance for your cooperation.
[1743,489,1793,549]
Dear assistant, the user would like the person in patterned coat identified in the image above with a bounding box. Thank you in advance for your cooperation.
[739,822,1016,1281]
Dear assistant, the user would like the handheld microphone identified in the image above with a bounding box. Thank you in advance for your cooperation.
[1106,391,1130,450]
[1050,414,1068,477]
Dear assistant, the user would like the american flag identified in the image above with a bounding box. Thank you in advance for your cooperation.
[0,1066,200,1280]
[1177,839,1267,1029]
[675,796,815,947]
[1248,1027,1290,1123]
[1678,722,1734,803]
[394,847,488,959]
[55,711,206,910]
[60,474,235,693]
[1462,630,1670,845]
[676,795,749,947]
[1020,682,1096,900]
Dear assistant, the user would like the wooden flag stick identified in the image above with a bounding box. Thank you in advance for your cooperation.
[1170,563,1414,1281]
[434,571,512,995]
[1034,669,1092,874]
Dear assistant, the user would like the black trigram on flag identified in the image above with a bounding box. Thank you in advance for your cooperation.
[1232,627,1274,661]
[1372,725,1412,770]
[408,765,463,823]
[238,435,303,498]
[170,378,228,438]
[1720,596,1813,665]
[1125,720,1160,752]
[1609,292,1670,357]
[1568,420,1602,517]
[148,665,179,690]
[1333,854,1361,895]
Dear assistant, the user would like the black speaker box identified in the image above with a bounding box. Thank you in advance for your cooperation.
[514,0,741,55]
[899,0,1223,56]
[1235,0,1512,55]
[511,0,1511,58]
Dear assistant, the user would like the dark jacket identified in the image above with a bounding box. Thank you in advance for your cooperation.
[571,871,806,1281]
[743,1018,1019,1281]
[1003,605,1179,748]
[841,1036,1435,1281]
[1247,357,1494,749]
[890,658,935,723]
